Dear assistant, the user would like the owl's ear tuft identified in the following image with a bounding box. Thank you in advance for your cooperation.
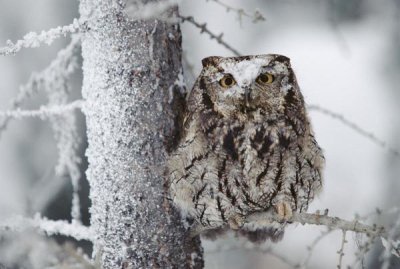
[202,56,221,68]
[273,55,291,66]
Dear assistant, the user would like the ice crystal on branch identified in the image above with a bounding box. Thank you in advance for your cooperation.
[0,100,83,119]
[0,19,81,56]
[0,33,83,223]
[0,214,93,241]
[0,35,81,137]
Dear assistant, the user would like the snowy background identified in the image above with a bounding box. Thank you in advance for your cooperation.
[1,0,399,268]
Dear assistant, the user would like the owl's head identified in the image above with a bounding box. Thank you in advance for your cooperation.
[194,54,303,121]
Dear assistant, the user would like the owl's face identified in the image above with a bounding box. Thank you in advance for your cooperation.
[199,54,301,120]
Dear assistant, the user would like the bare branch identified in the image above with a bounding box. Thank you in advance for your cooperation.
[205,239,297,267]
[0,100,83,119]
[198,209,400,262]
[381,214,400,268]
[308,104,400,157]
[0,34,82,225]
[61,243,97,269]
[337,230,347,269]
[0,214,94,241]
[246,211,385,238]
[205,0,266,24]
[352,233,374,269]
[297,229,333,268]
[179,15,241,56]
[247,210,400,260]
[0,19,81,56]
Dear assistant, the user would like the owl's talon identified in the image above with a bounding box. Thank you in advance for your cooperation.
[275,201,293,222]
[228,214,244,230]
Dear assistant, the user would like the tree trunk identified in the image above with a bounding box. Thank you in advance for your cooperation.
[79,0,203,268]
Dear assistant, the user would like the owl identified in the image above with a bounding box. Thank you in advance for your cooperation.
[167,54,324,242]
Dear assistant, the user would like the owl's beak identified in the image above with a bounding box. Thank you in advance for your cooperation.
[244,87,251,107]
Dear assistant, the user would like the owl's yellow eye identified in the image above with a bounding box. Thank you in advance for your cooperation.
[219,74,236,88]
[257,73,274,84]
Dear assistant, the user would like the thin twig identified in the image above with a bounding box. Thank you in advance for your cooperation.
[297,228,333,268]
[308,104,400,157]
[179,15,241,56]
[63,243,97,269]
[246,211,385,238]
[0,19,81,56]
[358,207,400,222]
[205,239,297,267]
[267,248,298,267]
[381,214,400,269]
[0,100,84,119]
[200,209,397,266]
[193,210,387,245]
[0,35,80,137]
[0,214,93,241]
[337,230,347,269]
[205,0,265,24]
[352,233,374,269]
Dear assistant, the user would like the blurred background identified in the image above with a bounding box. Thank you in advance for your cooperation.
[0,0,399,268]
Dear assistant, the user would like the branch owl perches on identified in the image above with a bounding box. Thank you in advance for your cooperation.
[167,54,324,242]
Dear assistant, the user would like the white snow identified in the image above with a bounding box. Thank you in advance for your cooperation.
[219,57,275,87]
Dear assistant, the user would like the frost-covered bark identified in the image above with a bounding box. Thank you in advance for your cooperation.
[79,1,203,268]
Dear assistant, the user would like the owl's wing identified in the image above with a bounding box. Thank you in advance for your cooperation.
[166,86,190,153]
[182,110,195,131]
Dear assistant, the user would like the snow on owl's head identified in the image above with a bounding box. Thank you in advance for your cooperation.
[197,54,304,121]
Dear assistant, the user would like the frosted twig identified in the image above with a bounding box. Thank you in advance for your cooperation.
[327,4,351,56]
[205,239,296,267]
[308,104,400,157]
[205,0,265,24]
[62,243,97,269]
[179,15,241,56]
[249,211,400,264]
[358,207,400,222]
[0,19,81,56]
[352,233,374,269]
[0,35,81,138]
[381,214,400,269]
[195,210,400,260]
[267,248,297,267]
[0,34,83,223]
[43,60,82,224]
[0,214,93,241]
[337,230,347,269]
[54,242,100,269]
[297,228,333,268]
[0,100,84,119]
[249,211,400,260]
[246,211,385,238]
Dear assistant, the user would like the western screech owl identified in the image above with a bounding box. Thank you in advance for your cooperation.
[167,54,324,242]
